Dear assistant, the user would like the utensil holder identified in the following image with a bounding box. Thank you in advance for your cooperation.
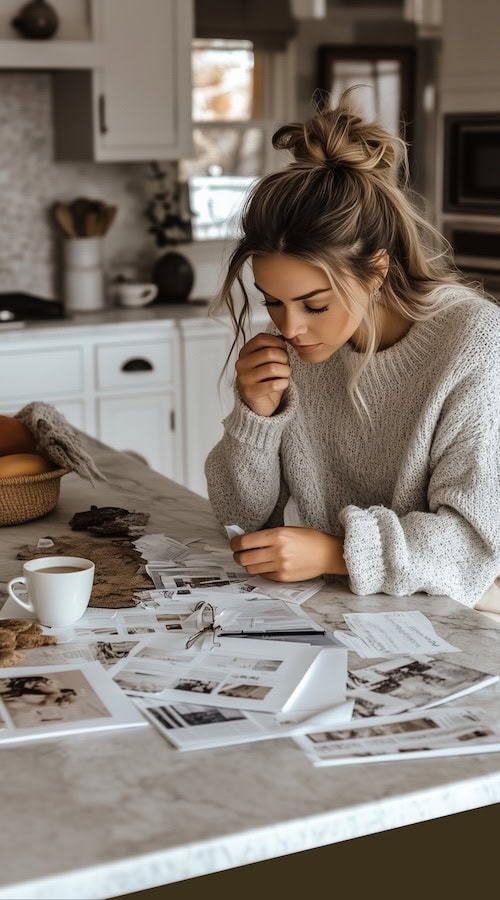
[63,237,105,312]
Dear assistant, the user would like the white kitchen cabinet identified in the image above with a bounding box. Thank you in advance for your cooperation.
[0,0,101,69]
[0,341,86,430]
[178,319,234,497]
[97,394,177,479]
[52,0,193,161]
[178,311,268,497]
[92,332,180,479]
[0,309,268,496]
[0,322,181,481]
[0,399,85,431]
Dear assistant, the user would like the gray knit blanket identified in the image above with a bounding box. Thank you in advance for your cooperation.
[15,402,105,485]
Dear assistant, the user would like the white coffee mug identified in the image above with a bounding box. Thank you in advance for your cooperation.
[8,556,95,628]
[115,283,158,308]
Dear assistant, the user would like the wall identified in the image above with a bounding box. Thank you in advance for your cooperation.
[0,72,182,300]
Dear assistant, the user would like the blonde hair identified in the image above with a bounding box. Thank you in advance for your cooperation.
[212,91,482,411]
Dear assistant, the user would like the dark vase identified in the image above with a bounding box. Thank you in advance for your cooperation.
[11,0,59,39]
[152,250,194,304]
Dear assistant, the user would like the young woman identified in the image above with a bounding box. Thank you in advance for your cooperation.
[205,94,500,610]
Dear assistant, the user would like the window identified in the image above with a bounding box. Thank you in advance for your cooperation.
[180,39,294,241]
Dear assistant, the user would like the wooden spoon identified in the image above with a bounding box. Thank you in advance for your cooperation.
[100,205,118,235]
[53,203,77,238]
[84,209,102,237]
[69,197,94,237]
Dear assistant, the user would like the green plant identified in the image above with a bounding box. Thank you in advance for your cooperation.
[145,161,192,248]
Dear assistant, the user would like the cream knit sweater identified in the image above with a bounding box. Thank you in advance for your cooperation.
[205,291,500,608]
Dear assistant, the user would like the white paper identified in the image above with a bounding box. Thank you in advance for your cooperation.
[294,706,500,766]
[135,697,354,751]
[111,633,347,715]
[334,611,460,657]
[61,607,196,641]
[0,662,146,745]
[134,534,194,563]
[19,639,145,670]
[347,656,498,718]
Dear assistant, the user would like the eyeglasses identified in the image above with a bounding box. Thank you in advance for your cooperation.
[185,601,222,650]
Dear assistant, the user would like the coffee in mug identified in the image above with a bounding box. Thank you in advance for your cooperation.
[7,556,95,628]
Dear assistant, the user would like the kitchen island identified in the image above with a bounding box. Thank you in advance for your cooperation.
[0,439,499,900]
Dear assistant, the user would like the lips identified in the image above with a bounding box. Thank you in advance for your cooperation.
[290,343,321,351]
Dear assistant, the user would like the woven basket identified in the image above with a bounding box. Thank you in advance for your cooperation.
[0,468,68,526]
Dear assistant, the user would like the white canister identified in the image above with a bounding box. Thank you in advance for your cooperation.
[63,237,105,312]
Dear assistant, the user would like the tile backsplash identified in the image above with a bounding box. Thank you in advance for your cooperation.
[0,72,174,299]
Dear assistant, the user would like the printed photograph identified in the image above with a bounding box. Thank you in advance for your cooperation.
[0,670,111,729]
[171,703,246,726]
[74,627,120,637]
[94,641,139,666]
[113,670,169,694]
[173,678,219,694]
[217,683,271,700]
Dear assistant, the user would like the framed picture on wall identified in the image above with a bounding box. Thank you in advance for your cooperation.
[316,45,416,152]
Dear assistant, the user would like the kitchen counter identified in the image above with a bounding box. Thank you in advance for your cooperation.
[0,300,221,338]
[1,439,500,899]
[0,300,268,343]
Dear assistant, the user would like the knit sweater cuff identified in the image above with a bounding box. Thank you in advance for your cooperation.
[223,384,298,452]
[339,505,386,595]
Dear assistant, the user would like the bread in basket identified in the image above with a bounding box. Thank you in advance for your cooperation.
[0,467,68,526]
[0,402,104,526]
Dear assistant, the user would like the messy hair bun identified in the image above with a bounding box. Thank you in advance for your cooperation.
[272,97,405,177]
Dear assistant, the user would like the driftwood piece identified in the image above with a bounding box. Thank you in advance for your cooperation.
[16,534,152,609]
[69,505,150,537]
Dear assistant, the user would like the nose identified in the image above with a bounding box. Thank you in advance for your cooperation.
[278,306,307,340]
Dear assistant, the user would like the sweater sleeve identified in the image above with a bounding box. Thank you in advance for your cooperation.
[339,340,500,608]
[205,384,298,532]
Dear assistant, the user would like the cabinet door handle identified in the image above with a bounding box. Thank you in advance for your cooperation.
[98,94,108,134]
[121,357,154,372]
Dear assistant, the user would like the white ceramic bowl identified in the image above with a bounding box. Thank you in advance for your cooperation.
[115,283,158,308]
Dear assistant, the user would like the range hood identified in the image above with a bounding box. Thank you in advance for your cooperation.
[194,0,297,49]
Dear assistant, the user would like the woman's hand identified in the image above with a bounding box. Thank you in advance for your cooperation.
[230,527,347,582]
[235,333,291,417]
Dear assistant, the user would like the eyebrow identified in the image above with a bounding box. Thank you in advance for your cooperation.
[254,283,331,302]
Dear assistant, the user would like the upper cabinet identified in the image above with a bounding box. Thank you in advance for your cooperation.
[0,0,101,68]
[0,0,193,161]
[49,0,193,161]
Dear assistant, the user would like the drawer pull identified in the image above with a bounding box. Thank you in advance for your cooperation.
[98,94,108,134]
[121,357,154,373]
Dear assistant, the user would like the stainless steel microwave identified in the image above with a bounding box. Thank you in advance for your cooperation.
[443,219,500,299]
[444,113,500,216]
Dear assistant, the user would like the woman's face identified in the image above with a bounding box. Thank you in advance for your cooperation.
[23,677,59,694]
[252,252,369,363]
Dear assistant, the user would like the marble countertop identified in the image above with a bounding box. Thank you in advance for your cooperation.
[0,301,268,342]
[1,441,500,899]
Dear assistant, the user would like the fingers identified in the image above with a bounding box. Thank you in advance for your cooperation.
[236,349,290,381]
[230,530,275,553]
[239,332,287,356]
[235,335,291,416]
[231,530,284,575]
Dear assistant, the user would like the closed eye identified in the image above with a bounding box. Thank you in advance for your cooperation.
[260,298,329,315]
